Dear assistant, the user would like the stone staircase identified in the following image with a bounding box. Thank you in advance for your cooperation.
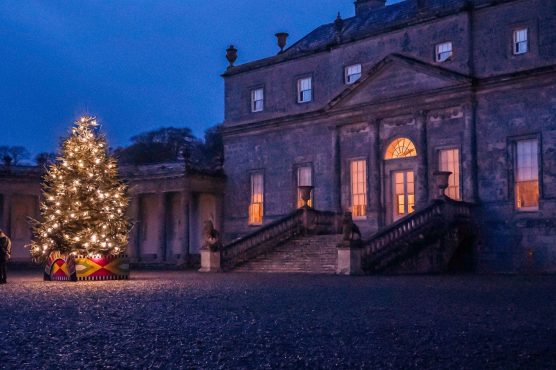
[234,234,341,274]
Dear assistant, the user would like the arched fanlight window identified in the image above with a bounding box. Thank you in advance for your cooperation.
[385,138,417,160]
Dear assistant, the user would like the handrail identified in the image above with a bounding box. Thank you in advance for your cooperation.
[220,207,341,270]
[361,198,474,264]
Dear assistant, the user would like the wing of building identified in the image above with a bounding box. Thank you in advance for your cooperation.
[220,0,556,273]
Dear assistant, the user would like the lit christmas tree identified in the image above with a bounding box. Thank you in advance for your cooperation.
[29,116,130,262]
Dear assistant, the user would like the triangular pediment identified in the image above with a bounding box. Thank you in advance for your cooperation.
[328,54,473,109]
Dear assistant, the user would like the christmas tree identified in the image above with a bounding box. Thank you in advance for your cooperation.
[29,116,130,262]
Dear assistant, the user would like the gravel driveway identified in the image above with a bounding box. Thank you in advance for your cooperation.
[1,270,555,369]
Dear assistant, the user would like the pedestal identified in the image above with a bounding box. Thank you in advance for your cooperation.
[199,250,221,272]
[336,245,364,275]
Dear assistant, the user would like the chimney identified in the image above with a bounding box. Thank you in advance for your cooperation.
[354,0,386,16]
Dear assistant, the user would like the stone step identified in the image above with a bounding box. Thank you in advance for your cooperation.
[233,234,341,274]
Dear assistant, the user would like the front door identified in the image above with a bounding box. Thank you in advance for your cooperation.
[393,170,415,221]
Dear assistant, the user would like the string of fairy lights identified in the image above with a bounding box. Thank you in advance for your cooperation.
[28,116,131,262]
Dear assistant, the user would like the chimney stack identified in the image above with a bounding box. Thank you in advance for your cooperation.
[275,32,289,54]
[354,0,386,17]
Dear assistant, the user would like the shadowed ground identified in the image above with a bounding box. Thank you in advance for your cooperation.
[1,270,555,369]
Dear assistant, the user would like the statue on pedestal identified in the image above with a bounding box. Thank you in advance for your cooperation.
[202,220,222,252]
[339,211,362,248]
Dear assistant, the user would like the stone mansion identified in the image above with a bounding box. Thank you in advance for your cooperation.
[1,0,555,273]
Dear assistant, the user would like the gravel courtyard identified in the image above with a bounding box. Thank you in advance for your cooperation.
[1,270,556,369]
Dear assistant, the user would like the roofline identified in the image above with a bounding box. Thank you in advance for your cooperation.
[221,0,519,78]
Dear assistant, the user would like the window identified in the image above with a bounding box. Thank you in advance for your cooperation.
[249,173,264,225]
[513,28,528,55]
[439,149,461,200]
[350,160,367,218]
[436,42,453,62]
[251,88,264,112]
[394,171,415,219]
[296,166,313,208]
[515,139,539,210]
[385,138,417,160]
[297,77,312,103]
[345,64,362,84]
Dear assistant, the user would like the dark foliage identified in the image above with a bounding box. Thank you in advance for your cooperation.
[0,145,30,166]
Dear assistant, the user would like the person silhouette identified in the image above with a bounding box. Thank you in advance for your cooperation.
[0,229,12,284]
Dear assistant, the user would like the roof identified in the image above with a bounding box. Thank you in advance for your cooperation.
[223,0,514,77]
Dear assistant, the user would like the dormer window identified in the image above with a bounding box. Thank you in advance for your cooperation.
[251,88,264,112]
[513,28,528,55]
[345,64,362,84]
[435,42,453,62]
[297,77,312,103]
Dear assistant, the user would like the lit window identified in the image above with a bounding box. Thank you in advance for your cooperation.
[251,88,264,112]
[439,149,461,200]
[394,171,415,219]
[297,77,312,103]
[296,166,313,208]
[385,138,417,160]
[345,64,362,84]
[249,173,264,225]
[350,160,367,218]
[515,139,539,210]
[513,28,528,55]
[436,42,453,62]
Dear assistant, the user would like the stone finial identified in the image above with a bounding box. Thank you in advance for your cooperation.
[226,45,238,68]
[275,32,289,54]
[334,12,344,43]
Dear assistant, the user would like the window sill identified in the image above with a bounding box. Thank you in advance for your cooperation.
[353,216,367,221]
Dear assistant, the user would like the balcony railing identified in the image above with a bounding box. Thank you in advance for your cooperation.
[361,198,474,271]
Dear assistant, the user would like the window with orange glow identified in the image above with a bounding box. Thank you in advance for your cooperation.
[385,138,417,160]
[249,173,264,225]
[394,171,415,219]
[515,139,539,211]
[439,148,461,200]
[350,160,367,218]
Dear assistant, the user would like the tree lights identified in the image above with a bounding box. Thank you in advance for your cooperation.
[28,116,131,262]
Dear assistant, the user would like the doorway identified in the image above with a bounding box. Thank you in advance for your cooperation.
[393,170,415,221]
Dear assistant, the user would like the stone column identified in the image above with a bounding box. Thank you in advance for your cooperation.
[416,111,429,208]
[369,119,382,228]
[127,194,140,263]
[331,126,342,212]
[463,101,479,202]
[179,190,191,265]
[155,192,166,263]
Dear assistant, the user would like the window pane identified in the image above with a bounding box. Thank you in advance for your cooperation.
[514,29,528,54]
[350,160,367,217]
[515,139,539,210]
[250,173,264,224]
[439,149,461,200]
[345,64,362,84]
[251,89,264,112]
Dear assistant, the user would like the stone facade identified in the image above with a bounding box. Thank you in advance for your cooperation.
[0,163,224,265]
[221,0,556,272]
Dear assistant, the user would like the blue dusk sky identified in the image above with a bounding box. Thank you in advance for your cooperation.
[0,0,403,157]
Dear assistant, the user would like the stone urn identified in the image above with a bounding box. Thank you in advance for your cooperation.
[433,171,452,199]
[226,45,238,68]
[275,32,289,53]
[298,185,314,208]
